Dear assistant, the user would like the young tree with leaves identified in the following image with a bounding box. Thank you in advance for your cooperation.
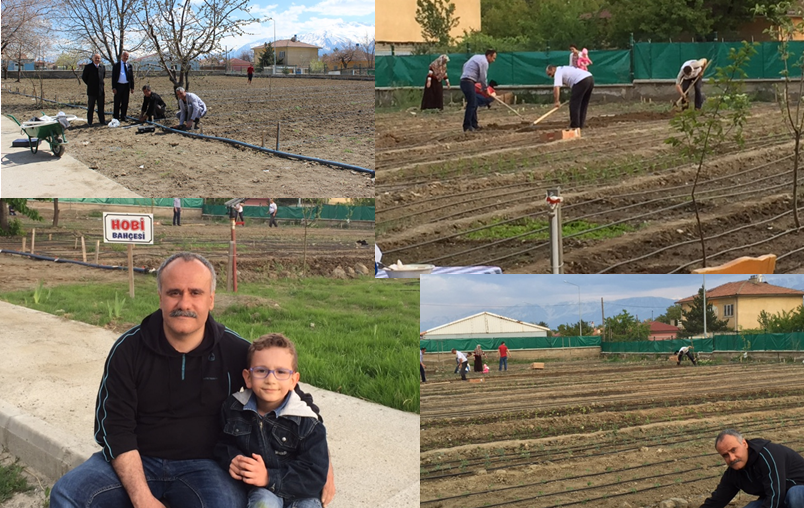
[415,0,460,47]
[603,310,650,341]
[257,43,275,71]
[0,199,43,236]
[680,288,731,335]
[656,304,683,325]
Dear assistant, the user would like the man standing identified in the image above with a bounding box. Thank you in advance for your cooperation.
[700,429,804,508]
[81,54,106,126]
[676,58,708,110]
[112,51,134,122]
[49,253,336,508]
[174,87,207,130]
[459,49,497,132]
[139,85,167,123]
[451,349,469,381]
[173,198,181,226]
[420,347,427,383]
[268,198,278,228]
[247,64,254,85]
[546,64,594,129]
[498,341,509,371]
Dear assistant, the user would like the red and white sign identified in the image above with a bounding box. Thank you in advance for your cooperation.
[103,213,154,244]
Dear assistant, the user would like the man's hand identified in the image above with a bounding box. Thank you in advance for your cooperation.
[321,461,336,507]
[554,101,561,109]
[230,454,269,487]
[112,88,117,95]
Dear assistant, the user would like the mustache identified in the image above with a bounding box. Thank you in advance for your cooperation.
[170,309,198,318]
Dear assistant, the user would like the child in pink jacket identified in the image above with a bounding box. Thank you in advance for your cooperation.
[577,48,593,71]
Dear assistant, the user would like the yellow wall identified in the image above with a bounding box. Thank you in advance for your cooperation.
[255,46,319,67]
[680,295,803,330]
[377,0,481,43]
[739,16,804,41]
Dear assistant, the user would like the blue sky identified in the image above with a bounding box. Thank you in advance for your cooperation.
[221,0,375,51]
[420,274,804,331]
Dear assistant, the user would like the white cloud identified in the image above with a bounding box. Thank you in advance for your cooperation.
[307,0,374,16]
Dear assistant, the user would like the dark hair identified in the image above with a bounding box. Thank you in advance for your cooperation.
[569,44,578,50]
[421,347,426,351]
[156,252,216,293]
[142,85,151,91]
[501,341,506,345]
[485,49,497,57]
[248,333,298,370]
[489,80,499,87]
[683,65,693,75]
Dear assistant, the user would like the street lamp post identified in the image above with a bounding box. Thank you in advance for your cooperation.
[564,280,582,337]
[266,17,276,74]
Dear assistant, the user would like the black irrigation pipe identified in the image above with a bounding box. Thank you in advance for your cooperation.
[3,90,374,176]
[0,249,155,273]
[422,414,804,480]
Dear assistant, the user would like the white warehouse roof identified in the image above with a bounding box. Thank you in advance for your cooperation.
[421,312,550,339]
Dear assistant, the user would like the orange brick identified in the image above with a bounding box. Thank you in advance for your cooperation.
[539,128,581,143]
[530,362,545,370]
[469,378,485,383]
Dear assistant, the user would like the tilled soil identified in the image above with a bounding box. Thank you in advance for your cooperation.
[420,357,804,508]
[2,75,374,196]
[376,102,804,273]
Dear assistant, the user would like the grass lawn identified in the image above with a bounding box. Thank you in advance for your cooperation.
[0,277,420,413]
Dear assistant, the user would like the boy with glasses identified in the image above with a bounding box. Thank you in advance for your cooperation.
[215,334,329,508]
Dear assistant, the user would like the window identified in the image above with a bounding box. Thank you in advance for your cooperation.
[724,304,734,317]
[279,51,286,59]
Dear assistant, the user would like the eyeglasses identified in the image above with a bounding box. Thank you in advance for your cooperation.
[249,367,294,380]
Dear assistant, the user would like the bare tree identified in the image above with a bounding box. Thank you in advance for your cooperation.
[55,49,87,83]
[60,0,143,65]
[331,43,360,70]
[360,33,375,69]
[237,49,253,62]
[1,0,53,56]
[138,0,260,92]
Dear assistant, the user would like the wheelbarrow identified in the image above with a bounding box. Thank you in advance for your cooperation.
[6,113,76,157]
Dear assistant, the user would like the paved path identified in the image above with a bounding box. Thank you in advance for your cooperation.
[0,301,419,507]
[1,115,140,197]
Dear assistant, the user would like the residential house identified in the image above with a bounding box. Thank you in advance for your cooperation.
[254,38,321,68]
[129,54,200,72]
[675,275,804,331]
[377,0,481,55]
[648,321,679,341]
[227,58,252,72]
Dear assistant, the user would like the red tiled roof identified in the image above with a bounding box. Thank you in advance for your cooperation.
[676,280,804,303]
[649,321,679,332]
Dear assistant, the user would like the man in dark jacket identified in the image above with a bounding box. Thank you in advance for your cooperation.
[112,51,134,121]
[50,252,336,508]
[81,53,106,126]
[701,429,804,508]
[139,85,167,122]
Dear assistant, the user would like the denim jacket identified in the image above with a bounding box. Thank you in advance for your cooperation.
[214,389,328,500]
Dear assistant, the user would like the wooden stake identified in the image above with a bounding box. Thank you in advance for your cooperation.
[81,236,87,262]
[48,233,52,241]
[227,241,234,292]
[74,237,78,250]
[22,238,26,252]
[31,229,36,254]
[127,244,135,298]
[276,123,280,151]
[95,240,100,264]
[261,132,265,148]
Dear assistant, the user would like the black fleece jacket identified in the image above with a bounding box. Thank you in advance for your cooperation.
[701,438,804,508]
[93,310,319,461]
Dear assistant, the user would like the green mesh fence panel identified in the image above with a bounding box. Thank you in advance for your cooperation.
[201,204,374,221]
[713,333,804,351]
[601,338,713,354]
[57,198,205,207]
[419,336,601,353]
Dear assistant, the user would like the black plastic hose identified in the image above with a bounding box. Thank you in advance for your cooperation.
[0,249,155,273]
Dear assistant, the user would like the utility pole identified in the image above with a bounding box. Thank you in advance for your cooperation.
[601,297,605,342]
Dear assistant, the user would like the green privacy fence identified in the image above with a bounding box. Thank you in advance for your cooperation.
[601,333,804,353]
[378,42,803,88]
[57,198,205,208]
[419,335,601,353]
[201,204,375,221]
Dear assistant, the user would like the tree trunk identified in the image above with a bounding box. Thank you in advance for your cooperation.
[0,199,8,233]
[53,198,60,227]
[795,133,801,228]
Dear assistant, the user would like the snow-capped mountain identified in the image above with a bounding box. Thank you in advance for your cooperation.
[233,23,374,57]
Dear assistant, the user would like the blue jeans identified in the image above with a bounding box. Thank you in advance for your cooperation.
[499,357,507,371]
[248,488,322,508]
[743,485,804,508]
[50,451,246,508]
[460,79,479,131]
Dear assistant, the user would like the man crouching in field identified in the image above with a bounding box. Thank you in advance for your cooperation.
[699,429,804,508]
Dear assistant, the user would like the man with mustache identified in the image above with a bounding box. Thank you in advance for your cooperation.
[51,252,335,508]
[700,429,804,508]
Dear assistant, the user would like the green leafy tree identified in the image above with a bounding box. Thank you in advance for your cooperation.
[556,319,593,337]
[757,305,804,333]
[415,0,460,47]
[257,43,275,71]
[679,288,731,335]
[665,42,756,267]
[0,199,43,236]
[536,321,553,337]
[603,310,650,341]
[656,304,683,325]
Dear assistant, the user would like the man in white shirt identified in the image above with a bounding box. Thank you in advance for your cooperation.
[675,58,708,110]
[174,87,207,130]
[675,345,697,366]
[546,65,595,129]
[452,349,469,381]
[268,199,278,228]
[173,198,181,226]
[112,51,134,122]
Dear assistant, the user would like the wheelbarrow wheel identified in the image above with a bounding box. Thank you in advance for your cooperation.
[53,141,65,157]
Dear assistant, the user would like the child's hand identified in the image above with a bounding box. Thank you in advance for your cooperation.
[229,454,249,481]
[237,453,269,487]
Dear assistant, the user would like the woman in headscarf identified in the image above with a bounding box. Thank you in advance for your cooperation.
[421,54,450,110]
[473,345,485,372]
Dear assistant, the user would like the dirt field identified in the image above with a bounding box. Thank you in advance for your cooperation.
[0,207,374,291]
[376,101,804,273]
[1,75,374,196]
[420,356,804,508]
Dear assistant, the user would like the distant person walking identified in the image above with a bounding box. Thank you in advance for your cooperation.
[452,349,469,381]
[173,198,181,226]
[498,342,509,371]
[675,345,697,366]
[421,54,450,111]
[459,49,497,132]
[268,199,278,227]
[420,347,427,383]
[472,345,485,372]
[247,65,254,85]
